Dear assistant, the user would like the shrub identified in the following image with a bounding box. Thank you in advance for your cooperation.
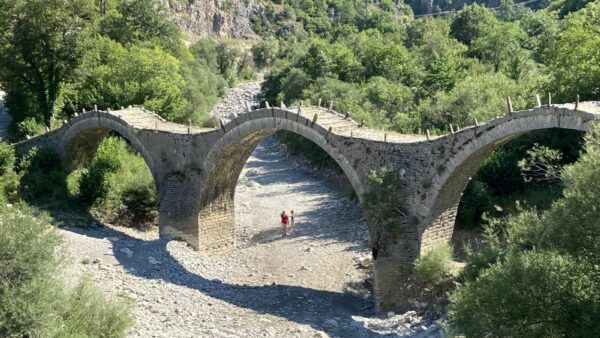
[18,147,67,203]
[252,36,279,69]
[0,171,20,203]
[77,137,121,204]
[0,142,15,175]
[12,117,45,140]
[119,183,158,227]
[73,136,157,228]
[0,204,132,337]
[0,205,61,336]
[56,278,132,337]
[451,251,600,338]
[414,243,454,286]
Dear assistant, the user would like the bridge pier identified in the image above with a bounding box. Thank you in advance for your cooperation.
[158,176,237,254]
[373,257,416,310]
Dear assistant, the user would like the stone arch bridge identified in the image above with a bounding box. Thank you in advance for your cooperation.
[14,101,600,310]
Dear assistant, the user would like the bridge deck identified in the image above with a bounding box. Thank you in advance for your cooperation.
[65,100,600,144]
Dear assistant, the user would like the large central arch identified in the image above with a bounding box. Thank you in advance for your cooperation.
[419,106,597,254]
[194,108,366,253]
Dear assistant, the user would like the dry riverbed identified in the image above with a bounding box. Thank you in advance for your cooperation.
[59,136,445,338]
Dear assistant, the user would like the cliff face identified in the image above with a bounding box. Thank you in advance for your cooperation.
[162,0,262,40]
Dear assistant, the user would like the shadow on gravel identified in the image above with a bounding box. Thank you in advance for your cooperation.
[64,225,382,338]
[61,135,380,336]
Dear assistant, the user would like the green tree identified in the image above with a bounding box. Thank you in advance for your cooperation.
[353,30,410,81]
[72,38,190,121]
[470,22,530,78]
[252,36,280,69]
[417,70,522,132]
[0,0,96,127]
[451,251,599,338]
[450,4,497,46]
[100,0,182,54]
[451,124,600,337]
[545,1,600,101]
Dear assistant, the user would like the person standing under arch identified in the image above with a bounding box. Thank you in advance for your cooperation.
[280,210,288,237]
[289,210,295,234]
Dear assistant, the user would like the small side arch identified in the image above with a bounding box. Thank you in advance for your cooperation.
[419,107,597,254]
[57,113,158,184]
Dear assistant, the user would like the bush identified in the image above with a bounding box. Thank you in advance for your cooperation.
[0,205,61,336]
[451,251,600,338]
[0,142,15,175]
[119,183,158,227]
[0,171,20,203]
[414,243,455,286]
[0,204,132,337]
[11,117,45,141]
[18,147,67,203]
[77,139,121,204]
[57,278,132,337]
[73,136,157,228]
[252,37,279,69]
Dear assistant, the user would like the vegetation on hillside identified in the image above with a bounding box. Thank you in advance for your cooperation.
[0,0,256,139]
[0,143,132,337]
[0,1,599,336]
[257,0,598,227]
[450,124,600,337]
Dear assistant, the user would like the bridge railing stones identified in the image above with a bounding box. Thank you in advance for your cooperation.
[12,101,600,311]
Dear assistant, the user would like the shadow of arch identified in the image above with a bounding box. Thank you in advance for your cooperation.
[63,224,381,337]
[194,108,368,253]
[419,107,596,254]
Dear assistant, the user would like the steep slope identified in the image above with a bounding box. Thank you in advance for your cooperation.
[162,0,262,40]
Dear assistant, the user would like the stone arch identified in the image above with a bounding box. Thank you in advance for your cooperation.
[57,112,157,184]
[195,108,365,253]
[418,107,597,254]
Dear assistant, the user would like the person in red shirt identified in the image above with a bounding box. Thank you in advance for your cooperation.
[280,210,288,237]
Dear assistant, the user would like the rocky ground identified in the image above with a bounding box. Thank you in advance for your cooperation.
[209,79,262,123]
[58,81,446,337]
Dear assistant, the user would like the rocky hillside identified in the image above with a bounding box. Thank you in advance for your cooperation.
[162,0,262,40]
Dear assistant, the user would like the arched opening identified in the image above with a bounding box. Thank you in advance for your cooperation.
[422,127,585,258]
[452,128,584,256]
[199,115,374,309]
[60,122,159,230]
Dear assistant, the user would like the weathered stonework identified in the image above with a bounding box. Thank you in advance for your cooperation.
[14,101,600,311]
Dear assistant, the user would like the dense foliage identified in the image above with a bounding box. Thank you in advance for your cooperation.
[70,136,158,228]
[0,204,132,337]
[0,0,256,139]
[260,1,599,133]
[450,124,600,337]
[0,146,131,337]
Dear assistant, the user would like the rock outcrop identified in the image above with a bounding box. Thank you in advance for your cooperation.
[161,0,262,40]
